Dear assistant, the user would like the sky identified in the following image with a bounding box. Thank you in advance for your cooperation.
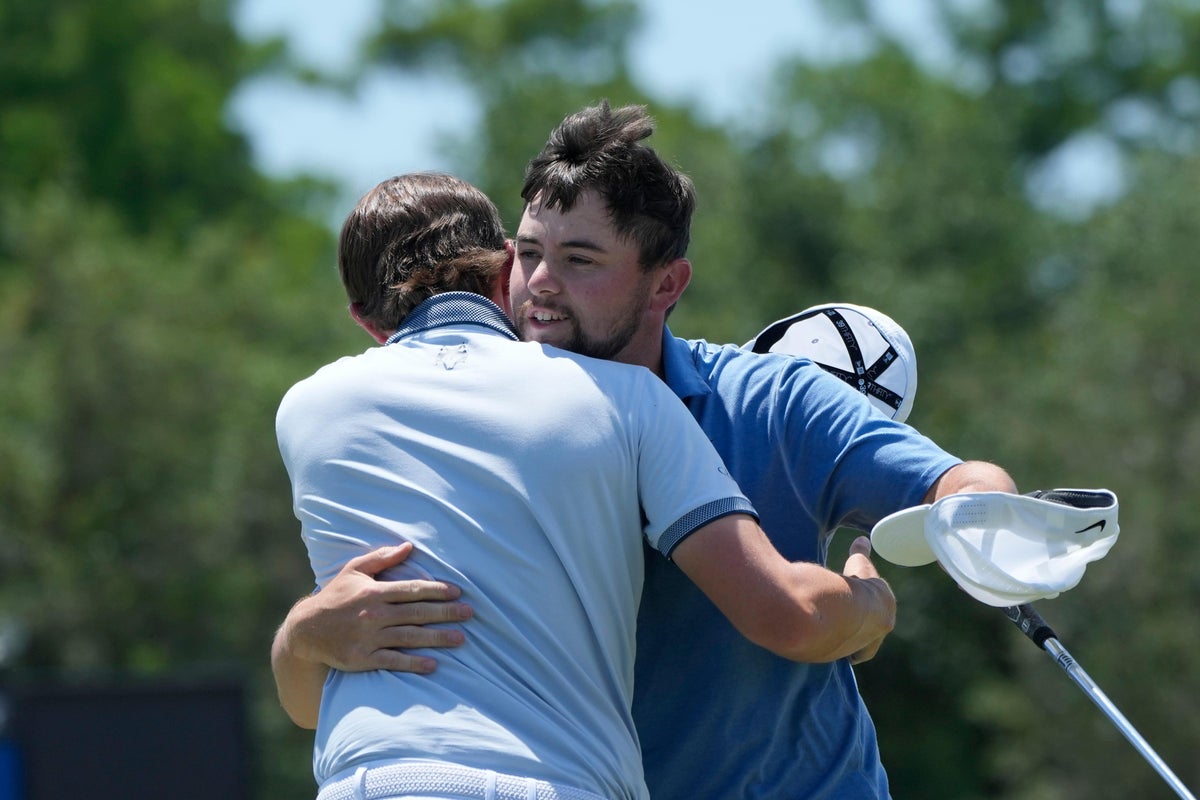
[227,0,935,196]
[227,0,1124,219]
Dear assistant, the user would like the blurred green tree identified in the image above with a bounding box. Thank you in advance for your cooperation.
[0,0,354,796]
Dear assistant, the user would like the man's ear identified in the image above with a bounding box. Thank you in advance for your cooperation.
[348,303,391,344]
[497,240,515,317]
[648,258,692,314]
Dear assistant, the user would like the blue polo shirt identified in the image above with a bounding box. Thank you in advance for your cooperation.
[631,330,961,799]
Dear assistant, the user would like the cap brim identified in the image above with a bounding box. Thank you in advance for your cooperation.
[870,504,935,566]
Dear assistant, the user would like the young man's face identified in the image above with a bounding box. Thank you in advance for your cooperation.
[511,190,659,364]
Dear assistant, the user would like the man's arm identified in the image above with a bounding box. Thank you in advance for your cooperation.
[671,514,896,665]
[271,543,474,728]
[924,460,1018,503]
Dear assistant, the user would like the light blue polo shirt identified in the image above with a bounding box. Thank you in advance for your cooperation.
[276,295,756,800]
[632,330,962,800]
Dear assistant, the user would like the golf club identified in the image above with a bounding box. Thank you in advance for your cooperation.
[1003,604,1195,800]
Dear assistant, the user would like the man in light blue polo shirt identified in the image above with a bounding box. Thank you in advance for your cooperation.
[275,171,898,799]
[275,103,1017,798]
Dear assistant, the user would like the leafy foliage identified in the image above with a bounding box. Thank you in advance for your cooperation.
[0,1,353,796]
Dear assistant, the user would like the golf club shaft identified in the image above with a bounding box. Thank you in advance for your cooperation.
[1004,605,1196,800]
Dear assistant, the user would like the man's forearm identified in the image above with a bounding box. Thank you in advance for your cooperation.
[271,596,328,730]
[674,517,896,665]
[753,560,895,664]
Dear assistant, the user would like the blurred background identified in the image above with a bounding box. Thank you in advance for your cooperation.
[2,0,1198,797]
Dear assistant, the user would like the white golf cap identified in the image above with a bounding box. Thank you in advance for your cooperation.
[871,489,1120,607]
[746,303,918,422]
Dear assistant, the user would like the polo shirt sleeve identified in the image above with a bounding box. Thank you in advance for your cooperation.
[633,376,757,558]
[773,361,962,533]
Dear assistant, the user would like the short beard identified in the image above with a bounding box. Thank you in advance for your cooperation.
[516,297,645,362]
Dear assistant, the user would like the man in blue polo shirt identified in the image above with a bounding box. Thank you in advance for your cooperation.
[510,102,1015,799]
[275,171,899,799]
[274,104,1017,798]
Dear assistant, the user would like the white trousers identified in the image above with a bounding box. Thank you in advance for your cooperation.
[316,760,610,800]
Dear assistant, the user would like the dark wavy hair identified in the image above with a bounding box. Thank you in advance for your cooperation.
[520,100,695,271]
[338,172,508,331]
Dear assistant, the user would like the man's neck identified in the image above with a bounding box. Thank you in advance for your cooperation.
[613,325,667,379]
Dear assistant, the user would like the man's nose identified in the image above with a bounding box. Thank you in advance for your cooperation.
[526,260,559,294]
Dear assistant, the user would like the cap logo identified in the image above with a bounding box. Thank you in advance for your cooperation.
[1074,520,1106,535]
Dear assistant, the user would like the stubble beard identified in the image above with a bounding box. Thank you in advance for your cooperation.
[515,296,646,362]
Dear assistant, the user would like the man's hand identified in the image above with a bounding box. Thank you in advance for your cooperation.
[271,543,474,728]
[841,536,895,666]
[292,544,474,674]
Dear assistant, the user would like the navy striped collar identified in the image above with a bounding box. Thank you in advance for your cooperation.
[385,292,520,345]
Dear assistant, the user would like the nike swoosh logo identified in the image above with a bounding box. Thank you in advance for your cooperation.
[1075,520,1107,534]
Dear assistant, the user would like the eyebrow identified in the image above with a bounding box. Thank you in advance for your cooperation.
[515,233,608,253]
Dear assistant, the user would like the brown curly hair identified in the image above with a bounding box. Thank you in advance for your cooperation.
[338,172,509,331]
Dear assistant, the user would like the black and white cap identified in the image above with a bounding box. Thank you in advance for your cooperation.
[746,303,918,423]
